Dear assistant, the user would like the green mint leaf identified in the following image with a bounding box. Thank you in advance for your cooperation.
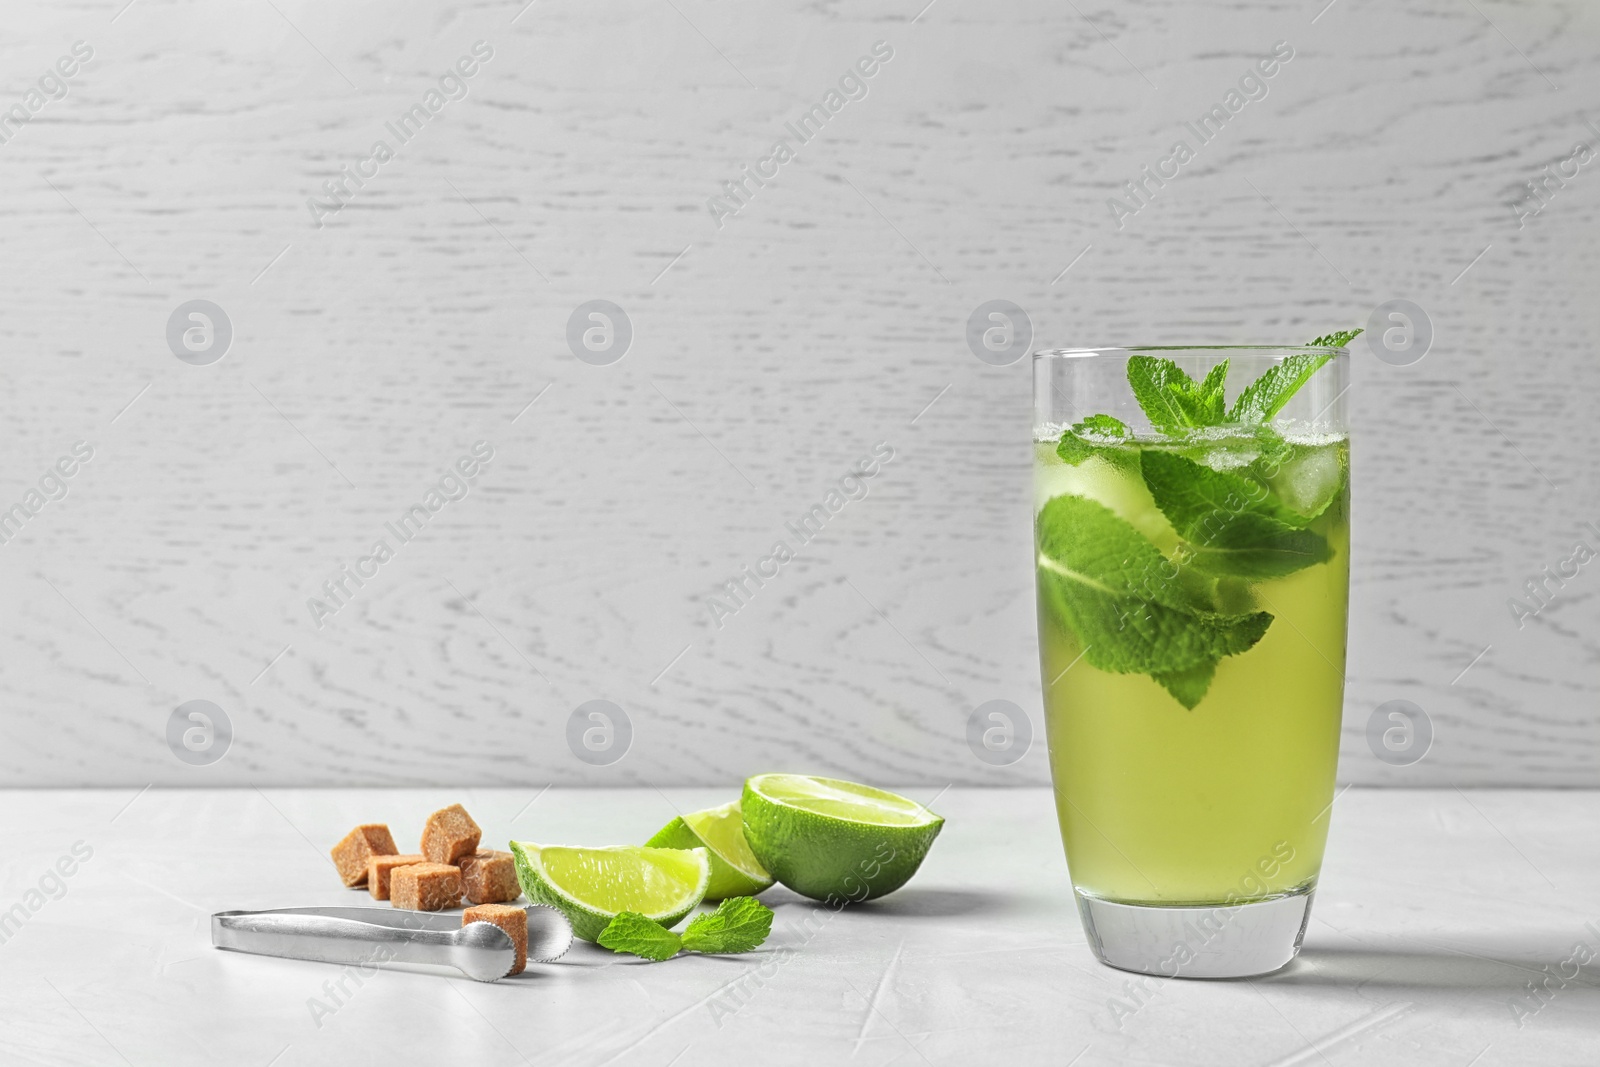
[1189,522,1332,579]
[1142,450,1306,528]
[1077,413,1130,437]
[1226,353,1331,424]
[1056,414,1132,466]
[1139,452,1332,579]
[1125,356,1189,433]
[1307,329,1362,348]
[1152,661,1217,710]
[1126,357,1230,433]
[1224,330,1357,424]
[596,899,776,960]
[1035,495,1272,705]
[681,897,774,955]
[1196,361,1230,414]
[597,912,683,961]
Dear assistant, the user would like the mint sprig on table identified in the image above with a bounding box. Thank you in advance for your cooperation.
[1042,331,1356,709]
[597,897,774,961]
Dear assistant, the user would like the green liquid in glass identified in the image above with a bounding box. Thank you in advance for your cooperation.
[1035,436,1348,906]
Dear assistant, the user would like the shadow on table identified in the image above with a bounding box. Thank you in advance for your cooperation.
[1274,936,1600,994]
[763,886,1012,919]
[524,890,1021,972]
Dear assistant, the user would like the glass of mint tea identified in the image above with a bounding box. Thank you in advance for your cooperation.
[1033,343,1351,978]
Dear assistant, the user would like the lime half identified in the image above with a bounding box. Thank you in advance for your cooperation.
[508,841,709,942]
[646,800,774,900]
[741,774,944,902]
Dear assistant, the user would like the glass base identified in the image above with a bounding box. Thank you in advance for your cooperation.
[1075,887,1314,978]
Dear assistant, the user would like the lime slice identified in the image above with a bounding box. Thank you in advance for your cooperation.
[508,841,709,942]
[645,800,774,900]
[741,774,944,903]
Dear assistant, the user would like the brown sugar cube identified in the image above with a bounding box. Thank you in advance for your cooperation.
[330,824,398,887]
[390,863,463,912]
[464,904,528,975]
[459,850,520,905]
[421,804,481,865]
[367,854,426,900]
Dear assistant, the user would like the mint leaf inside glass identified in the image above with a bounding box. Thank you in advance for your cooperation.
[1127,355,1231,432]
[1139,452,1332,579]
[1035,495,1272,708]
[1041,331,1354,708]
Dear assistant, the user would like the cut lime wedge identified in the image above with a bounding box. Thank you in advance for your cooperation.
[741,774,943,903]
[508,841,709,942]
[646,800,773,900]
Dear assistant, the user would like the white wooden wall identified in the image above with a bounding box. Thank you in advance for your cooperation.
[1,0,1596,786]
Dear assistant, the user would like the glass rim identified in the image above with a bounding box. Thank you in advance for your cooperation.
[1035,345,1350,360]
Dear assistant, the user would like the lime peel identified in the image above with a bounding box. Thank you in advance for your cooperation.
[741,774,944,903]
[645,800,774,900]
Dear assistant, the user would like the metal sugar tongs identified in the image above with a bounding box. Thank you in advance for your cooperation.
[211,904,573,982]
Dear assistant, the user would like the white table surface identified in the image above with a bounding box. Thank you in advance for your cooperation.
[1,787,1595,1066]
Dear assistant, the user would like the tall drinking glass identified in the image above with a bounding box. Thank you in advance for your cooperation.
[1032,346,1350,978]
